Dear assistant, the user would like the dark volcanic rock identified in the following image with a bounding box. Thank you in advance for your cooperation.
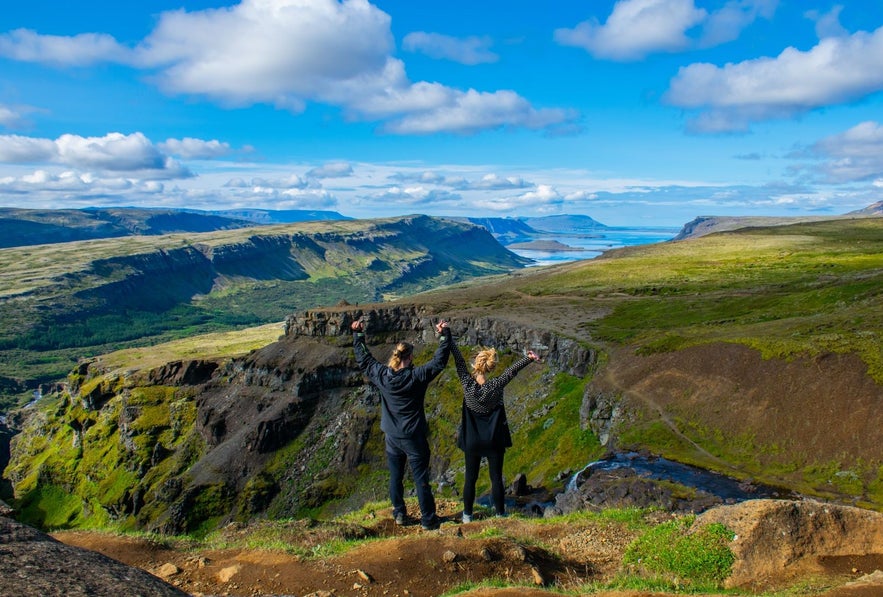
[0,516,187,597]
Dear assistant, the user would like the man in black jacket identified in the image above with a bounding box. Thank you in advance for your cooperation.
[352,317,451,530]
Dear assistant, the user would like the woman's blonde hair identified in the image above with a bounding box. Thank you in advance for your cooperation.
[388,342,414,370]
[471,348,497,376]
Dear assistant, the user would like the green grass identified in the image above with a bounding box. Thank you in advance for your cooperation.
[622,516,736,591]
[524,219,883,382]
[0,215,526,405]
[505,372,605,489]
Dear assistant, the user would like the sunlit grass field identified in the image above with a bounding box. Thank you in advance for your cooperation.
[518,218,883,381]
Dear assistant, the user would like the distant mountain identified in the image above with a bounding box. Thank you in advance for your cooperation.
[849,200,883,216]
[522,214,607,232]
[0,215,529,401]
[201,208,349,224]
[0,207,256,249]
[674,213,881,240]
[453,215,607,245]
[0,207,350,249]
[448,217,538,244]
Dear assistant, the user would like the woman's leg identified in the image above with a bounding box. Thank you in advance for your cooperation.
[462,450,482,516]
[486,448,506,516]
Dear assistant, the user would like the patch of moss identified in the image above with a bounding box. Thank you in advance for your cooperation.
[623,516,735,590]
[505,373,604,489]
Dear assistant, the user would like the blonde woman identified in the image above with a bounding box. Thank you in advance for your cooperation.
[451,339,540,522]
[351,317,451,530]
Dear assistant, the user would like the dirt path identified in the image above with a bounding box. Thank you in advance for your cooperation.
[53,500,641,597]
[51,498,883,597]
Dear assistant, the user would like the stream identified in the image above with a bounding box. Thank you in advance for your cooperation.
[567,451,796,500]
[481,451,798,516]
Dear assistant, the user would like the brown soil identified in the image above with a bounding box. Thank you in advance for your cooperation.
[50,499,883,597]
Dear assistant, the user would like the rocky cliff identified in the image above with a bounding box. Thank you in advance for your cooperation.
[5,304,595,534]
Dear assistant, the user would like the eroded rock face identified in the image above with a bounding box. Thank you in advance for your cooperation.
[286,306,596,377]
[0,516,188,597]
[695,499,883,590]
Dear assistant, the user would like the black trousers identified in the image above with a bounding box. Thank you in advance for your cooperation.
[462,448,505,516]
[385,434,436,526]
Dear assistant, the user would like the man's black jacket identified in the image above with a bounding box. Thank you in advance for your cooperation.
[353,330,451,439]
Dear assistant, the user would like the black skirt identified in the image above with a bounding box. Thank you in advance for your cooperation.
[457,401,512,452]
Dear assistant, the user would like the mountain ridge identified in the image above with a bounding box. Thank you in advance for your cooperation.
[0,215,529,408]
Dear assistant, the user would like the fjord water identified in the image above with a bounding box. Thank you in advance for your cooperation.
[510,226,680,265]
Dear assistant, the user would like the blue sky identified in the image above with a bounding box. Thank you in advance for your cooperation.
[1,0,882,226]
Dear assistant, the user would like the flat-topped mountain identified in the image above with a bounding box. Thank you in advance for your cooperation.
[0,215,528,408]
[0,206,351,249]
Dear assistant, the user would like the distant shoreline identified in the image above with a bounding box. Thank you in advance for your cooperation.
[506,239,584,251]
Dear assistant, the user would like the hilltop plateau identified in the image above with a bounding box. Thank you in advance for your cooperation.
[0,206,349,248]
[2,216,882,595]
[0,214,528,409]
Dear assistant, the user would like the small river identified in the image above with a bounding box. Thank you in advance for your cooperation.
[567,452,797,501]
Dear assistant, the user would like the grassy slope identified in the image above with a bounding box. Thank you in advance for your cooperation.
[414,217,883,505]
[0,216,526,409]
[516,219,882,380]
[6,217,882,533]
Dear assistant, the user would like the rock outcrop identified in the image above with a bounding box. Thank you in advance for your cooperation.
[695,499,883,590]
[0,515,187,597]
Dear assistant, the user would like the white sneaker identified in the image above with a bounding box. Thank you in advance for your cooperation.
[462,513,473,523]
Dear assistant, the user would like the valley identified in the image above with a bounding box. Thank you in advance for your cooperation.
[1,213,882,595]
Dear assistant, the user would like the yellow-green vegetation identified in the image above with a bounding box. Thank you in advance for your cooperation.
[621,516,736,592]
[97,322,284,374]
[522,219,883,381]
[0,215,527,410]
[8,382,204,531]
[506,372,603,487]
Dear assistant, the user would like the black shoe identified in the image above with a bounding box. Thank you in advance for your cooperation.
[421,514,441,530]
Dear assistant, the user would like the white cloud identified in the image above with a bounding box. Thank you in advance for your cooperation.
[790,121,883,184]
[0,132,192,178]
[700,0,778,47]
[402,32,498,65]
[0,104,39,130]
[224,174,312,190]
[665,26,883,132]
[159,138,232,159]
[555,0,777,61]
[554,0,706,61]
[366,185,461,206]
[0,168,165,197]
[476,184,564,212]
[0,28,131,66]
[1,0,572,136]
[0,135,56,162]
[453,173,531,191]
[805,5,848,39]
[306,162,354,178]
[389,170,447,184]
[381,89,574,135]
[137,0,394,109]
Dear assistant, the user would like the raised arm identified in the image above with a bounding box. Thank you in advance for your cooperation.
[494,350,541,387]
[451,340,470,381]
[352,319,382,377]
[414,321,451,382]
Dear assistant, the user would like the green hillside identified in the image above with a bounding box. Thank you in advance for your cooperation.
[0,215,528,410]
[3,217,881,538]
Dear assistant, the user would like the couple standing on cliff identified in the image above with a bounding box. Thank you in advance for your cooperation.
[351,317,541,530]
